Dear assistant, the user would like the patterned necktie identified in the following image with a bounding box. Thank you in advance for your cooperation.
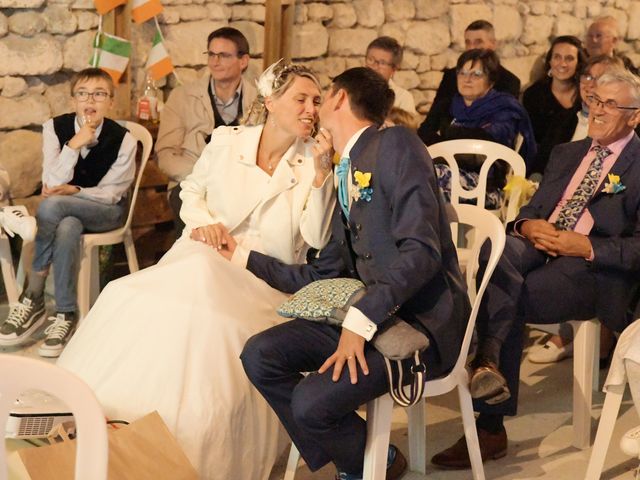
[336,156,350,220]
[555,145,612,231]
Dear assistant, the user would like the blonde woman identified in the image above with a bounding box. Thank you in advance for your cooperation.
[58,62,335,480]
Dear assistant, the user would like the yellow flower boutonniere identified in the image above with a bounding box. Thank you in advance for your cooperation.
[603,173,626,194]
[353,170,373,202]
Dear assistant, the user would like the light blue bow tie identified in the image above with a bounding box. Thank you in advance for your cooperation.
[336,156,350,220]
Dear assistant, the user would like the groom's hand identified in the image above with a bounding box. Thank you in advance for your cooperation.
[319,328,369,384]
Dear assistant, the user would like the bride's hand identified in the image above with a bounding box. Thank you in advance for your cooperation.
[311,127,334,187]
[217,230,237,261]
[190,223,229,250]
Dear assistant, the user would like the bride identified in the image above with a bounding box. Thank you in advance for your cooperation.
[58,62,335,479]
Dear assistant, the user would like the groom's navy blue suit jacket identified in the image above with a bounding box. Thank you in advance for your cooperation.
[247,125,470,374]
[512,134,640,331]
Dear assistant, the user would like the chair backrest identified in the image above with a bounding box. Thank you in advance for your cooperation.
[117,121,153,232]
[0,355,108,480]
[450,203,506,374]
[428,139,527,224]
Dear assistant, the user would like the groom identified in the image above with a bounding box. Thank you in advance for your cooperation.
[235,67,469,480]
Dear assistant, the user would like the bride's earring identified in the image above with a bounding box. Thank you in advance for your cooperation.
[270,116,277,128]
[547,68,553,78]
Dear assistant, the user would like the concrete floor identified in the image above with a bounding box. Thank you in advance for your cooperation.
[269,329,640,480]
[2,296,639,480]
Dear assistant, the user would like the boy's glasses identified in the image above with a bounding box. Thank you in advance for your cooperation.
[73,91,112,102]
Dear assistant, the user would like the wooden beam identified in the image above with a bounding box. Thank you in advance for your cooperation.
[264,0,295,69]
[103,2,132,119]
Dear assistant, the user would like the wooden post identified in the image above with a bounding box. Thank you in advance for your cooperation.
[103,3,132,119]
[264,0,295,69]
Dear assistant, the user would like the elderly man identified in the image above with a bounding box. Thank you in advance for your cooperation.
[432,69,640,469]
[586,16,638,74]
[418,19,520,144]
[155,27,257,236]
[364,36,417,115]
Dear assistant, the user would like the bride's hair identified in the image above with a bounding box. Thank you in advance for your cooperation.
[243,61,321,126]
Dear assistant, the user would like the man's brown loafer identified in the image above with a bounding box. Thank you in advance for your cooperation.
[431,427,507,469]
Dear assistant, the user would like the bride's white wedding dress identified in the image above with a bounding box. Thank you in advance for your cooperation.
[57,125,333,480]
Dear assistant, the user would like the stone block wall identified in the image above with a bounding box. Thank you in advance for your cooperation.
[2,0,640,186]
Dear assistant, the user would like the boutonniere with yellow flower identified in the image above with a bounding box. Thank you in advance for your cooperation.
[603,173,626,194]
[351,170,373,202]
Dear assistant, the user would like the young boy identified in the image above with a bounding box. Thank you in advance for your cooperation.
[0,68,137,357]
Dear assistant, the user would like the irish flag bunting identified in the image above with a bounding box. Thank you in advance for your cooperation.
[146,30,174,80]
[93,0,125,15]
[89,1,181,86]
[90,32,131,84]
[132,0,163,24]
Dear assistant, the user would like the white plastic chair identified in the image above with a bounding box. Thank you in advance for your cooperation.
[76,121,152,319]
[428,139,527,225]
[570,318,601,449]
[0,354,108,480]
[0,230,19,304]
[283,204,506,480]
[584,320,640,479]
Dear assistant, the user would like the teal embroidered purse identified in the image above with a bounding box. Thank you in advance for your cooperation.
[277,278,429,407]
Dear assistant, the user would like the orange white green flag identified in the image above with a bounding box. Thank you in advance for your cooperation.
[132,0,163,24]
[90,32,131,84]
[93,0,125,15]
[145,30,174,80]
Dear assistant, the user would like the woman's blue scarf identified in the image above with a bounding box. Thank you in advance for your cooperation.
[450,89,537,166]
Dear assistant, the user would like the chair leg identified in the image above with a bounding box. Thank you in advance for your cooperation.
[584,384,625,480]
[283,443,301,480]
[0,233,19,303]
[123,231,139,273]
[407,401,426,474]
[363,395,394,480]
[77,244,96,321]
[458,383,486,480]
[571,319,600,449]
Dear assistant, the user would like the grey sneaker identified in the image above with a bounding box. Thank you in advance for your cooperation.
[0,294,46,346]
[38,312,77,358]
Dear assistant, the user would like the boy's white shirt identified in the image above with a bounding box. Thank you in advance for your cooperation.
[41,116,137,205]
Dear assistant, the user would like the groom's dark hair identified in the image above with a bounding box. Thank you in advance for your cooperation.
[330,67,395,126]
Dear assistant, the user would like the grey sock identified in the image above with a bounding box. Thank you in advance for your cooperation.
[26,271,47,299]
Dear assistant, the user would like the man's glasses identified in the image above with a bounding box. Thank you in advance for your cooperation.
[73,91,112,102]
[365,56,394,68]
[587,94,640,113]
[457,69,485,79]
[204,51,244,61]
[586,33,614,41]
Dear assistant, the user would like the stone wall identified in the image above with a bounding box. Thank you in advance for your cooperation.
[2,0,640,186]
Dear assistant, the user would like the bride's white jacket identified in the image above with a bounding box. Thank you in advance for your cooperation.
[179,124,335,264]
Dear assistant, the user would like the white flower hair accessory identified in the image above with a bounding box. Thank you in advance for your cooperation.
[256,59,283,98]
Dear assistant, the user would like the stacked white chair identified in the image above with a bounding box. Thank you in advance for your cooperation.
[0,354,108,480]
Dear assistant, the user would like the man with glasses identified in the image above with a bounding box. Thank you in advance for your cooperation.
[156,27,257,236]
[0,68,137,357]
[432,69,640,469]
[364,36,417,115]
[585,16,638,75]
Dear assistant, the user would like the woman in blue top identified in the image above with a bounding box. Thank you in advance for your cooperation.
[425,49,536,208]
